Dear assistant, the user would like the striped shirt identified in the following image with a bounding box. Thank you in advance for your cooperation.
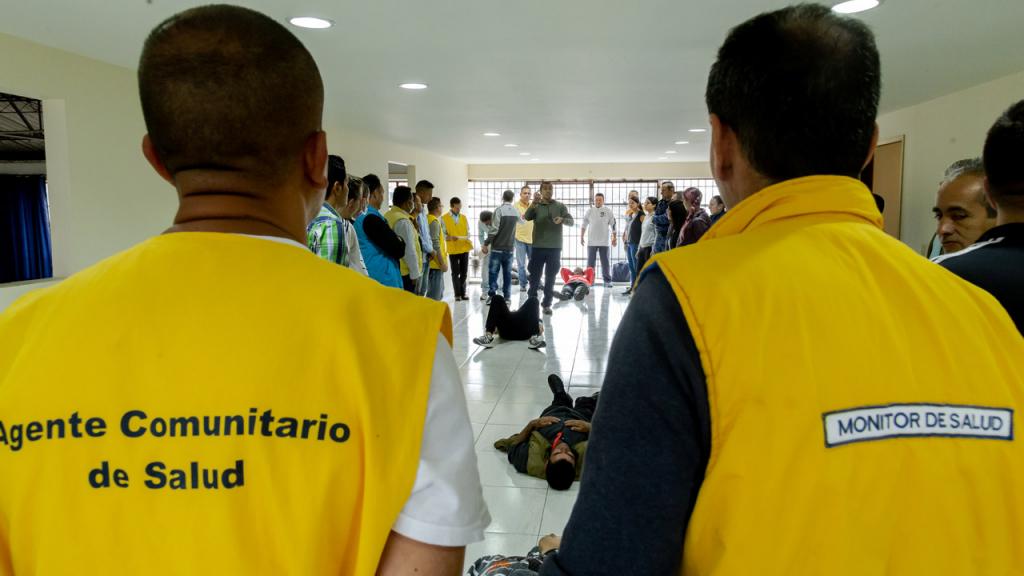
[307,203,348,266]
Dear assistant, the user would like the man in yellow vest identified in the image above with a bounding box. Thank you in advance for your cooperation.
[385,185,424,293]
[426,197,450,301]
[443,197,473,301]
[0,6,488,575]
[542,5,1024,576]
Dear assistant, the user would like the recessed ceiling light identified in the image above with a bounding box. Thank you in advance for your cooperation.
[658,157,669,160]
[483,132,501,137]
[675,141,690,145]
[688,128,707,133]
[504,143,518,148]
[665,150,677,154]
[831,0,880,14]
[531,158,540,162]
[289,17,333,29]
[520,152,531,156]
[399,83,428,90]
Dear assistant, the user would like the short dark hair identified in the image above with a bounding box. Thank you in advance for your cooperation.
[392,185,413,207]
[326,155,346,201]
[450,196,462,207]
[706,4,880,182]
[415,180,435,193]
[668,200,687,225]
[427,197,442,212]
[138,5,323,179]
[594,192,604,199]
[521,185,531,192]
[545,459,575,491]
[646,196,658,206]
[661,181,675,191]
[984,99,1024,205]
[502,190,515,202]
[347,176,365,201]
[363,174,382,194]
[480,210,493,223]
[711,194,724,207]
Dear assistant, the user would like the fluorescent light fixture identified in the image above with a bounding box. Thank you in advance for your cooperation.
[665,151,677,154]
[399,83,428,90]
[688,128,707,133]
[831,0,880,14]
[520,152,531,156]
[289,17,332,29]
[483,132,501,137]
[531,158,540,162]
[504,143,519,148]
[675,141,689,145]
[658,157,669,160]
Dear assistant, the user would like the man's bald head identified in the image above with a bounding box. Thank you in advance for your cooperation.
[138,5,324,181]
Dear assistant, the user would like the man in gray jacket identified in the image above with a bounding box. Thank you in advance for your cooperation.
[484,189,523,303]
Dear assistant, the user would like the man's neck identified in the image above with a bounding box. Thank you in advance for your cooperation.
[997,206,1024,227]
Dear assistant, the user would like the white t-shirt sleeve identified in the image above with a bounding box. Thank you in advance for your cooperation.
[391,334,491,546]
[344,221,368,276]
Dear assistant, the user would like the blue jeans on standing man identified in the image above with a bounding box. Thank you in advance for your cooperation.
[514,239,532,291]
[488,250,513,300]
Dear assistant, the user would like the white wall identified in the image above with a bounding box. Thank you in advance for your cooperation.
[0,31,468,311]
[879,69,1024,254]
[469,161,712,181]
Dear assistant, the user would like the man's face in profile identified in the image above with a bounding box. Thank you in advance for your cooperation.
[933,175,996,253]
[661,183,675,200]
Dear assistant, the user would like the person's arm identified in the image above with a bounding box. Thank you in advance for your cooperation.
[308,220,340,263]
[377,532,464,576]
[539,267,711,576]
[560,204,575,227]
[429,220,443,265]
[653,205,670,231]
[560,268,571,284]
[385,334,491,572]
[584,268,595,285]
[580,209,590,245]
[524,205,537,221]
[364,215,407,261]
[346,223,368,276]
[397,220,421,279]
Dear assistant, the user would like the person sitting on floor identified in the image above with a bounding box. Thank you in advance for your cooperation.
[468,534,562,576]
[474,295,546,350]
[494,375,598,490]
[556,266,595,301]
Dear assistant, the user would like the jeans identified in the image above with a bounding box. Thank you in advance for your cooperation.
[586,246,611,283]
[515,240,532,290]
[449,253,469,298]
[488,250,513,299]
[416,257,431,296]
[635,246,653,276]
[528,247,562,309]
[558,282,590,301]
[402,275,416,294]
[427,268,445,301]
[626,242,639,286]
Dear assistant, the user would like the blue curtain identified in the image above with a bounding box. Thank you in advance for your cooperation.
[0,175,53,283]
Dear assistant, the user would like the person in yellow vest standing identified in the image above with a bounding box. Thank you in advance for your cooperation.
[541,5,1024,576]
[443,197,473,301]
[0,6,488,576]
[515,185,535,292]
[426,197,449,301]
[385,185,424,294]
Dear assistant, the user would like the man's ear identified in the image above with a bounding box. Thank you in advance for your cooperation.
[142,135,174,185]
[709,114,734,184]
[862,123,880,172]
[304,130,329,192]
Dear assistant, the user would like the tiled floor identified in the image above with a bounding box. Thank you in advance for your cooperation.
[446,281,630,571]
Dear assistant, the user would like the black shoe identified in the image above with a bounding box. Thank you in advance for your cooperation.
[543,307,553,315]
[547,374,566,396]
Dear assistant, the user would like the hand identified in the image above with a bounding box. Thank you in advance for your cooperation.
[533,416,560,428]
[482,245,490,255]
[565,419,591,433]
[553,217,564,225]
[441,262,449,272]
[580,236,585,246]
[538,534,562,555]
[612,236,618,248]
[446,235,455,242]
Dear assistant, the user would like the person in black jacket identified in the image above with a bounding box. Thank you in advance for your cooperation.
[935,99,1024,333]
[359,174,406,276]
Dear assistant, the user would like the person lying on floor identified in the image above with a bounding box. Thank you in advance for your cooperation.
[494,375,599,490]
[467,534,561,576]
[474,295,546,350]
[555,266,594,301]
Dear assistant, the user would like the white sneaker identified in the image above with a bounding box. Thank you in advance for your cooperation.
[473,333,496,348]
[485,296,493,306]
[528,335,546,350]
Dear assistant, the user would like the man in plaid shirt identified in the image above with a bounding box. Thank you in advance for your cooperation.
[307,155,349,265]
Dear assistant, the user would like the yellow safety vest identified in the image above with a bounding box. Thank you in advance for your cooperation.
[384,206,422,277]
[442,211,472,255]
[514,201,534,244]
[0,232,451,575]
[427,214,449,271]
[650,176,1024,575]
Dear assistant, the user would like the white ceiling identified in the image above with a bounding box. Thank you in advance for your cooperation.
[2,0,1024,164]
